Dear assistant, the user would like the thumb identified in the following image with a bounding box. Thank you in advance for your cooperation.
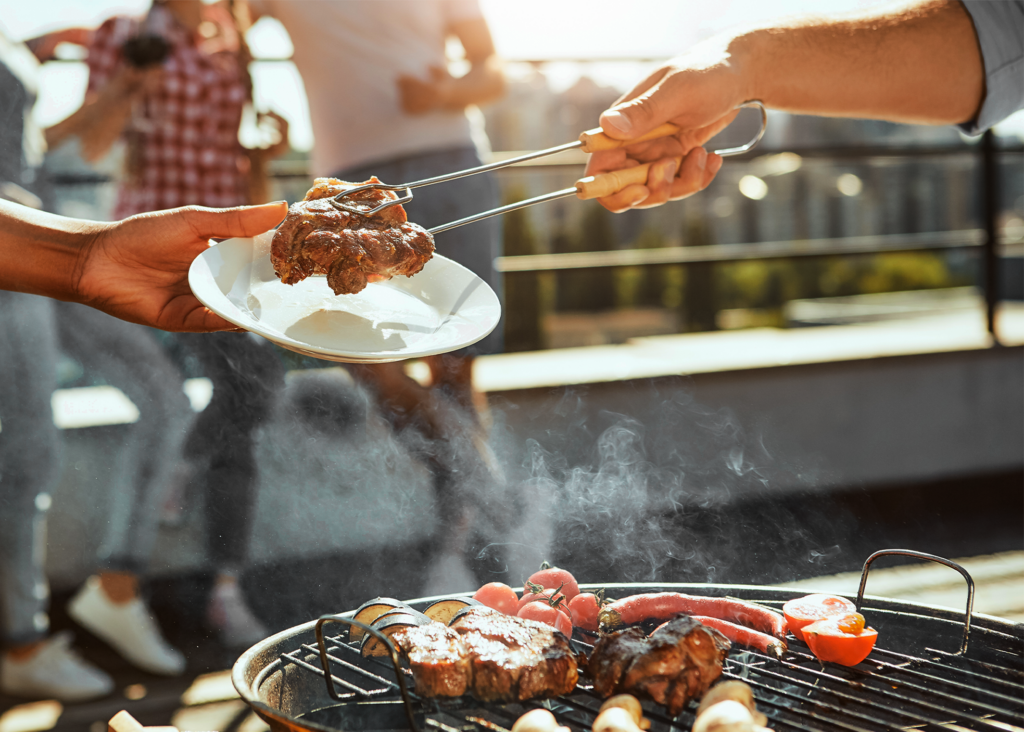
[183,201,288,240]
[600,76,676,140]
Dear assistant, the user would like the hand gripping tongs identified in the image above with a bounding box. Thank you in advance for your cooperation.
[330,101,767,235]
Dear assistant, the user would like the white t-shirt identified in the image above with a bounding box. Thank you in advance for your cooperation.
[254,0,485,175]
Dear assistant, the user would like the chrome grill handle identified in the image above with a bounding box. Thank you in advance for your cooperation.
[857,549,976,655]
[315,614,421,732]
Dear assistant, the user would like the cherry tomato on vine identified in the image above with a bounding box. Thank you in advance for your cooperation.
[567,593,602,632]
[472,582,518,615]
[525,565,579,601]
[518,599,573,636]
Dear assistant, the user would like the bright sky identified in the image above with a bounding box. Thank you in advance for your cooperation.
[7,0,1024,147]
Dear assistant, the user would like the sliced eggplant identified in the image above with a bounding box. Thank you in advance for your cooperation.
[373,607,432,626]
[423,597,482,626]
[349,598,411,641]
[448,603,498,626]
[360,613,434,657]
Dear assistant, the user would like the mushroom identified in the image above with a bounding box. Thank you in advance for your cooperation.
[598,695,650,730]
[696,681,767,726]
[593,707,644,732]
[511,709,568,732]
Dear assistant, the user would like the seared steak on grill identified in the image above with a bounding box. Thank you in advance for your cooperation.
[587,616,730,715]
[271,178,434,295]
[389,623,470,697]
[388,609,578,702]
[450,610,579,702]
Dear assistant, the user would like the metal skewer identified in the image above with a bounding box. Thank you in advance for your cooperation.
[331,101,768,234]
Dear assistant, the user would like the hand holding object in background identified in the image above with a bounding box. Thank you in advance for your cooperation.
[397,66,455,114]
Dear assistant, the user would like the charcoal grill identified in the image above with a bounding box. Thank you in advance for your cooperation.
[233,550,1024,732]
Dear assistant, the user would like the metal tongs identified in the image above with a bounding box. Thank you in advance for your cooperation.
[330,101,767,235]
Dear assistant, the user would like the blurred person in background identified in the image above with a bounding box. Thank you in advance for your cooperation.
[583,0,1023,213]
[0,24,117,702]
[45,0,289,651]
[0,23,251,701]
[0,24,194,700]
[250,0,508,593]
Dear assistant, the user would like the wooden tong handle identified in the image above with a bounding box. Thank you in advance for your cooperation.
[575,123,681,199]
[576,158,687,200]
[578,122,681,153]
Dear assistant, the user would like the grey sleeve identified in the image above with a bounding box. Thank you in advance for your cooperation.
[959,0,1024,135]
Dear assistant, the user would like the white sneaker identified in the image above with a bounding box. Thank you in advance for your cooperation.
[1,632,114,702]
[207,581,269,649]
[67,577,186,676]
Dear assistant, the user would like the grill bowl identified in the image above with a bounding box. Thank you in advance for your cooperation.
[233,583,1024,732]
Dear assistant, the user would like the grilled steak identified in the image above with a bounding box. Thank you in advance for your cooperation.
[450,610,579,702]
[587,616,730,715]
[389,623,470,697]
[388,609,578,702]
[271,177,434,295]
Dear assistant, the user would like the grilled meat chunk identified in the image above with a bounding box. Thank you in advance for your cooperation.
[587,616,730,716]
[271,177,434,295]
[450,609,578,702]
[387,610,578,703]
[390,623,470,697]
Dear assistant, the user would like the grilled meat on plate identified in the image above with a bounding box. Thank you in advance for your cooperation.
[587,616,730,716]
[271,177,434,295]
[388,609,578,702]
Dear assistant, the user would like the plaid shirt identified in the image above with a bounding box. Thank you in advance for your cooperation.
[87,13,248,218]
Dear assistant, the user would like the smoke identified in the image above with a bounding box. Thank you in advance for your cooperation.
[493,385,848,587]
[246,369,858,625]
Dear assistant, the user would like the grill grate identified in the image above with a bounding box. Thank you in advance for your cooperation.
[238,553,1023,732]
[276,605,1023,732]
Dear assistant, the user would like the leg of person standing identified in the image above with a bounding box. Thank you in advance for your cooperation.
[56,302,192,676]
[0,292,113,701]
[176,332,284,647]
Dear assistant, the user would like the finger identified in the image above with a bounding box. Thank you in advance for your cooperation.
[702,153,723,189]
[597,184,650,214]
[696,108,740,145]
[182,201,288,241]
[667,147,708,201]
[632,158,678,209]
[584,148,631,177]
[175,301,242,333]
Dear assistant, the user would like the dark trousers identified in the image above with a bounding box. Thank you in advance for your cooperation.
[177,333,284,569]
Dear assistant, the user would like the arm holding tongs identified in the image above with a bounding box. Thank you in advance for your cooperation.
[330,102,765,233]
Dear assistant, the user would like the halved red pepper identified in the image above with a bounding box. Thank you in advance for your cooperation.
[802,612,878,666]
[782,594,857,642]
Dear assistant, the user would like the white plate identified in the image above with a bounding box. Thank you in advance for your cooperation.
[188,231,500,363]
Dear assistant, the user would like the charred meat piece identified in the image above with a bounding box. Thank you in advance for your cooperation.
[271,177,434,295]
[587,616,730,716]
[387,610,578,703]
[389,623,471,697]
[449,609,579,702]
